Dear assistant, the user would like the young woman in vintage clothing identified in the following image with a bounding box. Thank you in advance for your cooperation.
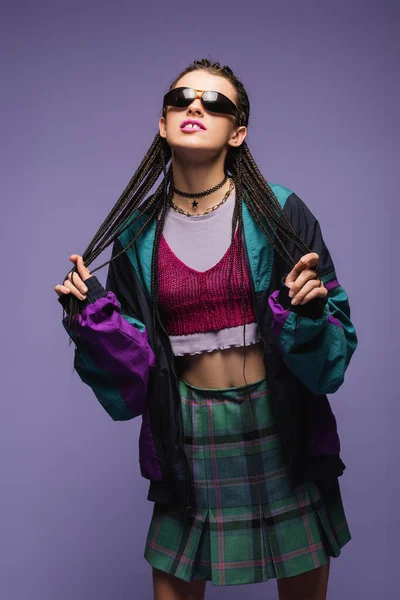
[55,59,358,599]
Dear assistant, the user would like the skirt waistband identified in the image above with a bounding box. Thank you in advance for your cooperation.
[178,376,267,397]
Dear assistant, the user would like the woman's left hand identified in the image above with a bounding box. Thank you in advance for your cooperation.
[284,252,328,306]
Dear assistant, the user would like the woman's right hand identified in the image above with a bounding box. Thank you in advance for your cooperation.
[54,254,92,302]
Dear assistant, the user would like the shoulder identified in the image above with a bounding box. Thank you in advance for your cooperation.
[268,182,295,208]
[117,195,156,250]
[268,182,317,229]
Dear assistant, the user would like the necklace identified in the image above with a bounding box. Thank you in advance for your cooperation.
[171,173,228,201]
[169,178,235,217]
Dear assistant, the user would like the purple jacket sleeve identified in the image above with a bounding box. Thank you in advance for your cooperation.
[267,193,358,395]
[60,245,156,421]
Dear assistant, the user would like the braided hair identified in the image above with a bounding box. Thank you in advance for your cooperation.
[62,57,315,403]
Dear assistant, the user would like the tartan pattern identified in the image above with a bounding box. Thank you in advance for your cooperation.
[144,377,351,586]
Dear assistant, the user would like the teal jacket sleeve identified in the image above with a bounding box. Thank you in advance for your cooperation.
[267,192,358,395]
[59,239,156,421]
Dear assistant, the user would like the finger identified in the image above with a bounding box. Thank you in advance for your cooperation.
[67,270,88,295]
[288,269,321,298]
[285,262,306,285]
[54,284,71,297]
[291,279,323,305]
[300,252,319,268]
[285,253,319,284]
[70,254,91,281]
[296,284,328,306]
[63,279,87,301]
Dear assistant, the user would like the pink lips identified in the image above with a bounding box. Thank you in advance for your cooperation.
[180,119,206,132]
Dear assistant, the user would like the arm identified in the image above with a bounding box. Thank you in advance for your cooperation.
[268,192,358,395]
[60,240,156,421]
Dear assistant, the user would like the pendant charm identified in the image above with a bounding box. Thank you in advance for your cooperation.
[192,200,198,208]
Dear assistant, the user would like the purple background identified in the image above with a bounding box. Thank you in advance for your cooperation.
[1,0,398,598]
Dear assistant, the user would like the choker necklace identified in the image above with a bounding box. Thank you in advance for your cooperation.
[171,173,228,208]
[169,178,235,217]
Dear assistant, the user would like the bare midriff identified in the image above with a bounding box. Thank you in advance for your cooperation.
[174,340,266,389]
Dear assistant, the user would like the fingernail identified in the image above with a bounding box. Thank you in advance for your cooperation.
[291,298,298,305]
[81,286,88,293]
[288,290,294,297]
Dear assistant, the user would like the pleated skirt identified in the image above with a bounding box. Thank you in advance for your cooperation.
[144,376,351,587]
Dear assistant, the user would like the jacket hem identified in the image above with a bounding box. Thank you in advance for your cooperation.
[147,480,175,505]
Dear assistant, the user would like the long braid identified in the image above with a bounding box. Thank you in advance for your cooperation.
[151,147,172,375]
[63,134,171,332]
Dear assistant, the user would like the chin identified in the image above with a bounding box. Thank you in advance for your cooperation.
[169,140,221,161]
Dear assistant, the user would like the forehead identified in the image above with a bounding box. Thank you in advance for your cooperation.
[173,70,237,103]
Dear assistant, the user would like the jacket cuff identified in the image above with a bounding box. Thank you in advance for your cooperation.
[58,276,108,314]
[278,274,328,320]
[82,276,108,305]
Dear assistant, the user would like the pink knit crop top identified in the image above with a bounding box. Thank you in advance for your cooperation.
[157,190,262,356]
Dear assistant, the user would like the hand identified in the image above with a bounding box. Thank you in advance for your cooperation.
[284,252,328,306]
[54,254,92,302]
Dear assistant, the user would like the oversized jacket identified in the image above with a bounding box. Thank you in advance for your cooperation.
[60,183,358,519]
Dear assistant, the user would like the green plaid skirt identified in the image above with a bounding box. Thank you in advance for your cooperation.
[144,376,351,586]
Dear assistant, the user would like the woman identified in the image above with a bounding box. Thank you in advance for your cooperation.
[55,58,358,599]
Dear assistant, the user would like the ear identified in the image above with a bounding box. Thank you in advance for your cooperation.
[159,115,167,139]
[228,125,247,148]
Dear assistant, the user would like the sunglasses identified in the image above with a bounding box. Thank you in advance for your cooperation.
[163,87,241,122]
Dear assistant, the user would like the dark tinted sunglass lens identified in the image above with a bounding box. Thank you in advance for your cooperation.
[202,91,237,117]
[164,87,195,107]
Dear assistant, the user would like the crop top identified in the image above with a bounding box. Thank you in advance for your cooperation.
[157,190,262,356]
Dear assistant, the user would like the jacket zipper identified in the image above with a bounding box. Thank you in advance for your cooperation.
[241,228,294,480]
[155,303,192,516]
[146,216,191,517]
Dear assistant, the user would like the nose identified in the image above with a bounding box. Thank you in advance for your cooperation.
[186,97,203,117]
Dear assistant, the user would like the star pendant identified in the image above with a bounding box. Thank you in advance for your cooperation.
[191,200,199,208]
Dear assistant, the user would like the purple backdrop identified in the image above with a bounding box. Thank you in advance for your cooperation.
[1,0,398,598]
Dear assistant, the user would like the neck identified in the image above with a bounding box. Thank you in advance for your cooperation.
[170,150,232,213]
